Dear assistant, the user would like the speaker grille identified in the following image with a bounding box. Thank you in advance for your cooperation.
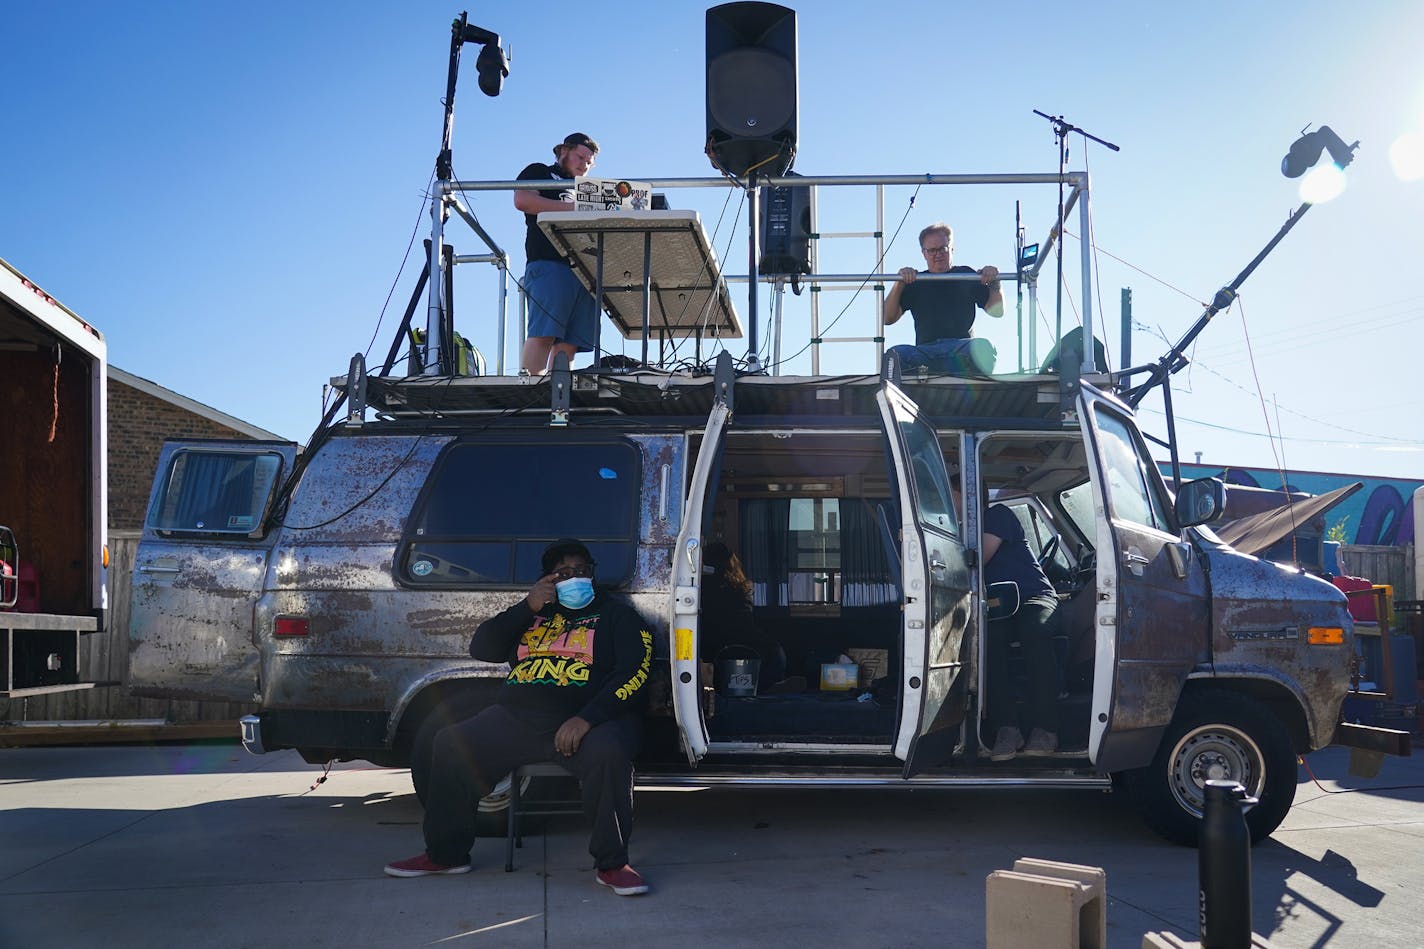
[708,48,795,133]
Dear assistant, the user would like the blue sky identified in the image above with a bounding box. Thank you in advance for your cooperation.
[5,1,1422,480]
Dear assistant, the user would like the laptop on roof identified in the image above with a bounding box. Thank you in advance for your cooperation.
[573,176,653,212]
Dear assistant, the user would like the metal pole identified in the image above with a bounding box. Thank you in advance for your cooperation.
[423,193,446,375]
[641,231,652,368]
[497,258,509,376]
[1120,287,1132,373]
[809,184,821,375]
[1078,175,1094,374]
[594,231,606,369]
[875,183,885,372]
[771,278,785,376]
[746,181,761,371]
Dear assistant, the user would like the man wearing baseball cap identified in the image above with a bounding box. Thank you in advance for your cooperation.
[514,133,601,375]
[385,538,655,896]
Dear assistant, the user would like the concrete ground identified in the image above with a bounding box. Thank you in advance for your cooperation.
[1,742,1420,948]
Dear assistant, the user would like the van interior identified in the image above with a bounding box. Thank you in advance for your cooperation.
[690,427,1101,757]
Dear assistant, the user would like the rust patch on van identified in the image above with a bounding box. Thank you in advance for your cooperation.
[406,608,481,637]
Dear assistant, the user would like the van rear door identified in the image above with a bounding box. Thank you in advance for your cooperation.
[1078,386,1208,770]
[669,401,731,764]
[877,383,972,775]
[129,440,296,702]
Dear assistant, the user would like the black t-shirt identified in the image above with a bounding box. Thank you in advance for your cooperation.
[518,161,575,265]
[899,266,990,343]
[982,504,1055,602]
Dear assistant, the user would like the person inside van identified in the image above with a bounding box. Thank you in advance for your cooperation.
[700,541,788,690]
[385,538,654,896]
[515,132,601,375]
[956,482,1062,760]
[883,222,1004,375]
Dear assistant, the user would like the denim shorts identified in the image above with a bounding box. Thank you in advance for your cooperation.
[524,260,597,351]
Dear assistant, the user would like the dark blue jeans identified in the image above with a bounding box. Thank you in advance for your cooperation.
[889,337,996,374]
[986,595,1061,735]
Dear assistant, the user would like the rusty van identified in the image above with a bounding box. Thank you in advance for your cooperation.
[127,16,1406,845]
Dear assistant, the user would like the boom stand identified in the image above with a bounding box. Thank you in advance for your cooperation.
[1032,110,1119,367]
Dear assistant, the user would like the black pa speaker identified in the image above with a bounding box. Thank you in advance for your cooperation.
[760,174,812,276]
[706,2,798,178]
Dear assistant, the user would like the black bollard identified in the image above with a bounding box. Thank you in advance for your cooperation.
[1199,779,1255,949]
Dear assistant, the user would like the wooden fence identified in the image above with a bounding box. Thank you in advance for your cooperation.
[1340,544,1417,606]
[0,531,256,730]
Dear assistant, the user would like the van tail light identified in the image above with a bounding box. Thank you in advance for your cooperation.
[1307,626,1344,645]
[274,617,310,637]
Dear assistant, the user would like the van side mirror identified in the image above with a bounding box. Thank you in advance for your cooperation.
[986,581,1020,620]
[1175,477,1227,527]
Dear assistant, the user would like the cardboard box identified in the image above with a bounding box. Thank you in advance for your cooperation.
[846,648,888,687]
[820,662,859,691]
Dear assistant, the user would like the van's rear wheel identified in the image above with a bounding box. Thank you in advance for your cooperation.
[1124,689,1297,846]
[408,701,566,837]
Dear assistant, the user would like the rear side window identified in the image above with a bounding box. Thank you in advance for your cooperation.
[148,450,285,535]
[402,440,640,587]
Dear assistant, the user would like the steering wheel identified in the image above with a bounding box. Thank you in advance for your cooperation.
[1036,534,1060,570]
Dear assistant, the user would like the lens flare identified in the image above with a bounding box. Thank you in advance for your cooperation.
[1388,132,1424,181]
[1298,163,1347,203]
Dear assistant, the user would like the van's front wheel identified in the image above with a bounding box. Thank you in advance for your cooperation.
[1124,689,1297,846]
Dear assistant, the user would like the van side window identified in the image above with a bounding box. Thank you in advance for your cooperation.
[895,415,958,535]
[401,440,640,587]
[147,450,284,535]
[1093,410,1171,533]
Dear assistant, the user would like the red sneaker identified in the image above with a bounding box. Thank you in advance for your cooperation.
[383,853,472,878]
[595,864,650,896]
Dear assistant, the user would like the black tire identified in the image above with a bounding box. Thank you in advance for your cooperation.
[1123,688,1297,847]
[407,699,569,838]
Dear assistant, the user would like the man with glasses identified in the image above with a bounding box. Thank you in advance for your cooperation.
[883,222,1004,375]
[385,539,655,896]
[515,132,602,375]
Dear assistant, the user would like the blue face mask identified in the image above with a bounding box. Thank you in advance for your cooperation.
[555,576,595,610]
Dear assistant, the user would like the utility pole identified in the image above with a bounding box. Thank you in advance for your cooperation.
[1121,287,1132,370]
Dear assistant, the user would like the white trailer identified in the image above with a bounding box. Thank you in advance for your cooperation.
[0,256,108,698]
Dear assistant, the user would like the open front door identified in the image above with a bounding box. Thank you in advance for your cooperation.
[878,384,972,776]
[1078,386,1208,770]
[668,401,731,765]
[129,440,296,702]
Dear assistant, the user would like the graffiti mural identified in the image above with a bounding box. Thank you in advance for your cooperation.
[1167,464,1421,548]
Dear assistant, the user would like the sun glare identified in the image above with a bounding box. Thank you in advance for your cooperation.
[1388,131,1424,181]
[1298,164,1347,203]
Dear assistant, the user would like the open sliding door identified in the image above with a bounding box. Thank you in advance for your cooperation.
[668,401,732,765]
[877,384,972,776]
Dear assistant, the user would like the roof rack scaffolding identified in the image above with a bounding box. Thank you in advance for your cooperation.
[442,171,1093,379]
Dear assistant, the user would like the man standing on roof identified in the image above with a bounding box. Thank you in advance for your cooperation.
[385,538,654,896]
[515,132,601,375]
[883,222,1004,375]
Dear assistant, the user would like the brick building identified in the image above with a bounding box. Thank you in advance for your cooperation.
[108,366,284,531]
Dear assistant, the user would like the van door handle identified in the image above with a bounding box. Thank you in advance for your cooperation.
[1122,550,1150,576]
[930,558,946,574]
[136,565,180,575]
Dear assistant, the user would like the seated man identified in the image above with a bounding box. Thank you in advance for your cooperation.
[385,539,654,896]
[883,222,1004,375]
[981,501,1062,760]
